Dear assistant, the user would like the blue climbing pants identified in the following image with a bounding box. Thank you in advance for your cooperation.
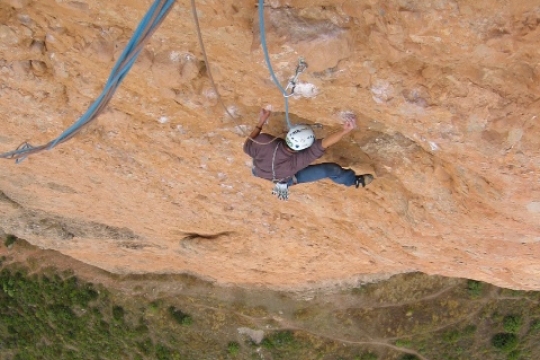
[294,163,356,187]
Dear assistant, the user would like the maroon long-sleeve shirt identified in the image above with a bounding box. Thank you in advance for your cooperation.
[243,133,325,182]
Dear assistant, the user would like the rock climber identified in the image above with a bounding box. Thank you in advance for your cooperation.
[243,108,374,200]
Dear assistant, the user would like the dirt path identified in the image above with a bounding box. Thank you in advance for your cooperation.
[270,317,432,360]
[330,283,459,311]
[196,296,432,359]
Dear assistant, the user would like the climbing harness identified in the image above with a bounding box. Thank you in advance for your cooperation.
[0,0,175,162]
[269,142,297,201]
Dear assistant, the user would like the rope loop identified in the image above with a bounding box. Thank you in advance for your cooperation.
[0,0,176,163]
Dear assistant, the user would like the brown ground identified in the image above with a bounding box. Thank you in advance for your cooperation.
[5,237,540,360]
[1,0,540,291]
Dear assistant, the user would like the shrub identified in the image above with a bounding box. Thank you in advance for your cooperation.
[357,352,378,360]
[262,330,295,349]
[70,284,99,306]
[135,324,149,335]
[155,344,172,360]
[463,324,477,335]
[467,280,483,298]
[136,338,153,355]
[491,333,518,352]
[503,315,523,334]
[395,339,412,347]
[99,320,110,332]
[508,349,521,360]
[147,300,160,314]
[442,329,460,343]
[4,234,17,247]
[227,341,240,355]
[168,306,192,326]
[529,319,540,333]
[351,287,364,295]
[399,355,419,360]
[112,305,125,321]
[47,304,76,324]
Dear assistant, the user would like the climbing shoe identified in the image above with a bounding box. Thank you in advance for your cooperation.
[355,174,374,188]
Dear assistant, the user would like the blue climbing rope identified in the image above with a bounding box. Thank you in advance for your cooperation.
[0,0,176,163]
[258,0,293,130]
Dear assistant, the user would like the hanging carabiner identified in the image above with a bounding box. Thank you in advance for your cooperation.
[285,57,309,97]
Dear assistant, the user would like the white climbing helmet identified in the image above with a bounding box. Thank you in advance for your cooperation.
[285,124,315,150]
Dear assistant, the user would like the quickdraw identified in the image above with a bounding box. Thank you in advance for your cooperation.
[285,58,308,98]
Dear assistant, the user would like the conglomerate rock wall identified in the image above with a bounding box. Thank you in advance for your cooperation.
[1,0,539,290]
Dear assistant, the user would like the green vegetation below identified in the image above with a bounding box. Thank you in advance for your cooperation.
[1,235,540,360]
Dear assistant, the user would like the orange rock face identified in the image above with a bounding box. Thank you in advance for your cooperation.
[0,0,539,290]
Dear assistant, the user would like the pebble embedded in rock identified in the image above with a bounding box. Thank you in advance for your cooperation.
[0,25,19,45]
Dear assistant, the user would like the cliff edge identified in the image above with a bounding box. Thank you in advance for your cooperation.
[1,0,539,290]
